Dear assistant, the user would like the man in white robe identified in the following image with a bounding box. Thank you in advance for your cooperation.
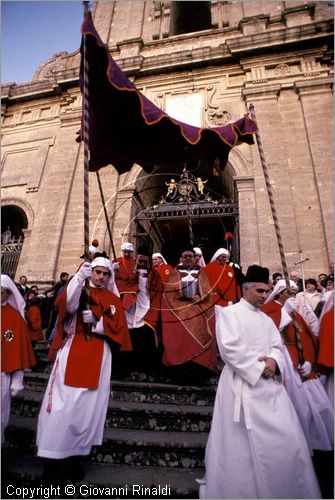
[201,265,321,499]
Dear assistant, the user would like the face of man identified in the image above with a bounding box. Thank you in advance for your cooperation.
[1,287,11,305]
[306,282,316,293]
[180,251,195,268]
[152,256,163,268]
[122,250,133,260]
[216,252,229,265]
[136,254,150,270]
[194,254,201,264]
[61,274,69,283]
[91,266,110,288]
[19,276,27,285]
[243,283,269,309]
[289,272,299,283]
[326,280,334,291]
[318,274,327,282]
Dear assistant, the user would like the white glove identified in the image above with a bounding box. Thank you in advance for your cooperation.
[77,262,92,284]
[283,297,298,314]
[82,310,96,324]
[298,361,312,378]
[113,262,120,270]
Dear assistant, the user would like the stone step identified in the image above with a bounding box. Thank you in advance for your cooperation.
[2,448,203,499]
[23,372,217,406]
[5,416,207,468]
[11,390,213,432]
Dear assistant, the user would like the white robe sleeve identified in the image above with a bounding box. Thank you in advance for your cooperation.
[66,274,83,314]
[216,308,265,386]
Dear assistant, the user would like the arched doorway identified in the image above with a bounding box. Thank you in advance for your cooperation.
[1,205,28,278]
[133,164,239,266]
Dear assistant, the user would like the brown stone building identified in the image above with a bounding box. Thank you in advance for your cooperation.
[1,1,333,286]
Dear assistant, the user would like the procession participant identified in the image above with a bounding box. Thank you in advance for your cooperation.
[193,247,206,268]
[114,242,138,310]
[318,291,334,406]
[296,278,322,314]
[262,279,333,453]
[26,290,44,346]
[1,275,36,435]
[152,252,173,285]
[36,257,131,482]
[161,247,217,384]
[201,265,320,499]
[15,275,30,298]
[204,248,241,308]
[124,248,163,372]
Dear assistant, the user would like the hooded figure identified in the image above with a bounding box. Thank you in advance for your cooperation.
[36,258,131,483]
[262,279,333,454]
[1,274,36,435]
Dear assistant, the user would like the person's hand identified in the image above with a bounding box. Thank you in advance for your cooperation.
[259,355,277,378]
[113,262,120,270]
[298,361,312,378]
[192,294,200,303]
[283,297,298,314]
[77,262,92,283]
[82,310,96,324]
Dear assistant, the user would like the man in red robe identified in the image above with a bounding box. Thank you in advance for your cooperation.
[1,274,36,435]
[121,249,164,374]
[204,248,241,308]
[152,252,173,285]
[161,247,217,384]
[37,257,131,483]
[114,242,138,310]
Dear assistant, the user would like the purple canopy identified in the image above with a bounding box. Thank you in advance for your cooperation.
[79,12,258,175]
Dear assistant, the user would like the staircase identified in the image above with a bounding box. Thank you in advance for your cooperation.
[2,345,218,499]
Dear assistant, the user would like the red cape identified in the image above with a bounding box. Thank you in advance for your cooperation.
[49,286,132,389]
[204,261,241,306]
[1,304,36,372]
[161,267,217,373]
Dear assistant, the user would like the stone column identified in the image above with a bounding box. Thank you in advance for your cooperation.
[242,85,301,272]
[234,176,260,269]
[294,77,333,267]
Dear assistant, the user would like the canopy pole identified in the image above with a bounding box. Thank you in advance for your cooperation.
[82,1,91,339]
[96,171,117,261]
[249,103,304,365]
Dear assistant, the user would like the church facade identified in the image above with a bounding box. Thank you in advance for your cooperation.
[1,1,333,285]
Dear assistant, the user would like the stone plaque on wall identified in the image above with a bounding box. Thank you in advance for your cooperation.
[165,92,203,127]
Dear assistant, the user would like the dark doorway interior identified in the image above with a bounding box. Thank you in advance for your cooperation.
[1,205,28,240]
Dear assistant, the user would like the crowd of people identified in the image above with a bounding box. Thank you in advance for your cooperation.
[1,241,333,497]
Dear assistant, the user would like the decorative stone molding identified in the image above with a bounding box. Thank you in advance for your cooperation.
[1,137,55,192]
[239,15,270,36]
[300,57,322,77]
[242,84,281,101]
[233,176,255,192]
[274,63,291,75]
[294,76,333,97]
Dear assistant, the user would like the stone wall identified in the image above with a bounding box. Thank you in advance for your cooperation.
[1,1,333,283]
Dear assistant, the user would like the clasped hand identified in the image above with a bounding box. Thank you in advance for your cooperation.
[82,310,96,324]
[259,355,277,379]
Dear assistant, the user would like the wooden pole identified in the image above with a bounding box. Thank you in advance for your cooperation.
[82,1,91,339]
[249,103,304,365]
[96,171,117,261]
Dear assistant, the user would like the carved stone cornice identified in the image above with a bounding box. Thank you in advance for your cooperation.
[242,84,281,101]
[233,176,255,192]
[294,76,334,97]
